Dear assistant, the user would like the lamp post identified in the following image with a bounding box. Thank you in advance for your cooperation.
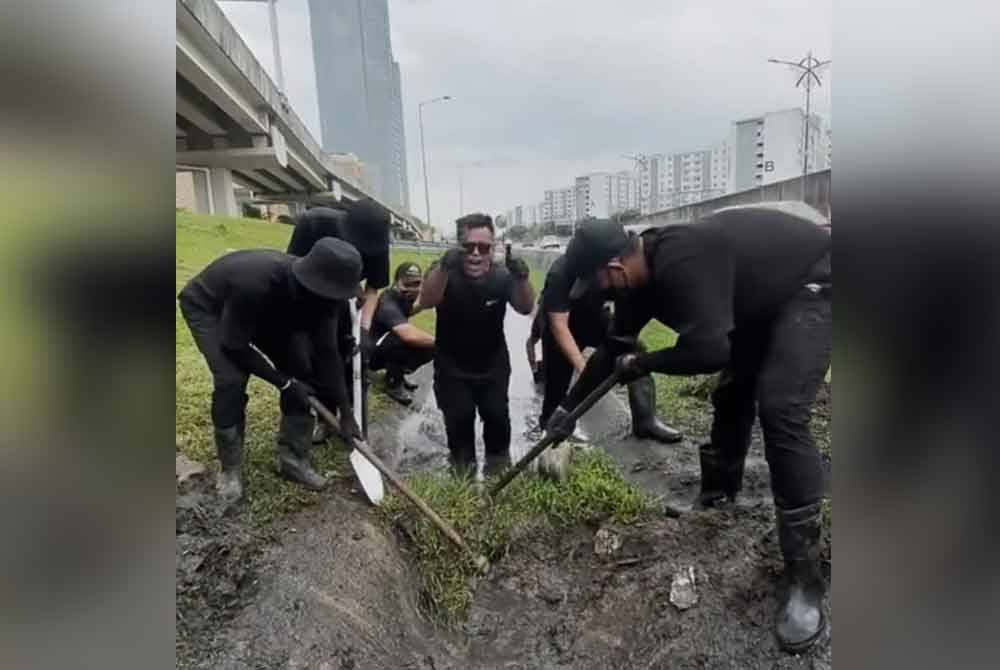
[768,52,830,201]
[418,95,452,232]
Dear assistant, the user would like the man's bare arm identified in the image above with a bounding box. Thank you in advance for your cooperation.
[392,323,435,349]
[548,311,586,372]
[412,263,448,313]
[509,277,535,315]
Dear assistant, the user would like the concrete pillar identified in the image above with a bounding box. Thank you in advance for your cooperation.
[209,167,238,217]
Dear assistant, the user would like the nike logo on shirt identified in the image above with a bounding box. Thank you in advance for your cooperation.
[485,299,498,306]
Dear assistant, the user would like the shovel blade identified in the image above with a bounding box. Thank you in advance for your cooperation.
[350,447,385,505]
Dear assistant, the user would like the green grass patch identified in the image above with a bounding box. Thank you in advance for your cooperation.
[380,450,652,624]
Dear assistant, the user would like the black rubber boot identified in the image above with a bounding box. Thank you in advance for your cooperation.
[694,442,744,509]
[214,424,244,502]
[276,415,328,491]
[483,451,511,479]
[775,503,828,652]
[384,373,413,406]
[628,376,682,443]
[448,452,477,480]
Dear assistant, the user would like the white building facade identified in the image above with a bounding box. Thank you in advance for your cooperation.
[636,144,730,214]
[729,108,830,193]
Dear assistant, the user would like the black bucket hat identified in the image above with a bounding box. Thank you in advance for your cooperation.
[565,220,631,299]
[292,237,362,300]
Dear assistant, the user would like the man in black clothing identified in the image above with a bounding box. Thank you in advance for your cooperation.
[546,210,831,653]
[525,299,545,385]
[287,199,391,437]
[369,261,435,406]
[415,213,536,477]
[538,254,682,444]
[178,238,364,503]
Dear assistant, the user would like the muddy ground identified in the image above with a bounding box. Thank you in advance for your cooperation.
[176,311,831,669]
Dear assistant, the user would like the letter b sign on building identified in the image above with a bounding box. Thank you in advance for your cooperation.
[763,161,775,173]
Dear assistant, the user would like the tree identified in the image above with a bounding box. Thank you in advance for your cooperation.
[495,214,508,229]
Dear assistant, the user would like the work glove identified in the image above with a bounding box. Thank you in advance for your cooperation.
[440,247,465,271]
[281,378,316,407]
[341,333,359,357]
[339,406,362,442]
[614,353,647,385]
[544,405,576,442]
[506,255,530,281]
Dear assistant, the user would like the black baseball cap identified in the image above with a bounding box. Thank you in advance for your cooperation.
[565,220,631,300]
[394,261,422,285]
[292,237,362,300]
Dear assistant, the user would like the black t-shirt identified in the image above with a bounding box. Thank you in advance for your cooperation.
[178,249,339,352]
[434,264,514,377]
[371,287,412,341]
[614,207,831,375]
[286,208,390,290]
[541,255,609,346]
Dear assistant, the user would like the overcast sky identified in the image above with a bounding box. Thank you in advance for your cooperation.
[219,0,831,234]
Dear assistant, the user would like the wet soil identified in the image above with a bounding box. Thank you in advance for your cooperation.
[176,310,832,668]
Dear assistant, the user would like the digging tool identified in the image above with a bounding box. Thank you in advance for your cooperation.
[490,369,622,497]
[347,299,385,504]
[308,396,489,572]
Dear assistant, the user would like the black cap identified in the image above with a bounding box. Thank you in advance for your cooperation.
[292,237,362,300]
[395,261,422,285]
[564,220,630,299]
[345,197,391,255]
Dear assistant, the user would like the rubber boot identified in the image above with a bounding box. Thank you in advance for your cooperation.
[628,376,682,443]
[448,451,477,480]
[384,373,413,406]
[483,451,511,479]
[775,503,828,652]
[694,442,744,509]
[276,415,328,491]
[214,425,244,502]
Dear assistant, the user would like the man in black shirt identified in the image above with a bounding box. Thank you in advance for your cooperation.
[546,210,831,653]
[178,238,364,503]
[415,213,536,476]
[287,199,391,437]
[369,262,435,406]
[538,254,681,444]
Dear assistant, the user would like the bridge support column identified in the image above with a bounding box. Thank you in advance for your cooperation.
[209,167,238,217]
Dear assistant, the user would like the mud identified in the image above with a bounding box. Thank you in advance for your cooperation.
[176,308,832,668]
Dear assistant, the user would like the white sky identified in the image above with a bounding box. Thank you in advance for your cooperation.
[218,0,831,233]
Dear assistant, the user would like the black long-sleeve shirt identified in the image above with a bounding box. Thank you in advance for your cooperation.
[563,207,831,408]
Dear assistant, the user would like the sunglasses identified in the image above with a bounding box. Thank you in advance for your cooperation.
[462,242,493,256]
[401,280,422,290]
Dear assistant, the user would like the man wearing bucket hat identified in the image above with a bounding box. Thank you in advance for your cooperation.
[178,238,364,502]
[545,209,831,652]
[368,261,436,405]
[287,199,391,436]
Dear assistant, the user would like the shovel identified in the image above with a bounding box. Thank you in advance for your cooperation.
[347,298,384,504]
[489,370,622,497]
[308,395,489,572]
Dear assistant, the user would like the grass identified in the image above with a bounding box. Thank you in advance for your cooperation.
[380,450,653,623]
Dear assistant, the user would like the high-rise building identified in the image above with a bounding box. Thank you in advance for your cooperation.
[729,108,829,193]
[542,186,576,231]
[635,144,729,214]
[574,171,638,221]
[309,0,409,211]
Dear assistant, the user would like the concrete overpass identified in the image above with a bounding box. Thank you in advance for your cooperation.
[175,0,421,237]
[624,169,831,234]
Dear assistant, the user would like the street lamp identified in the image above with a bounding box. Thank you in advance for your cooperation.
[418,95,452,232]
[220,0,285,91]
[768,52,831,201]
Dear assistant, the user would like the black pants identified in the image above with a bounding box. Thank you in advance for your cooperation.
[539,324,607,427]
[710,280,832,510]
[369,332,434,380]
[433,368,511,467]
[180,299,326,428]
